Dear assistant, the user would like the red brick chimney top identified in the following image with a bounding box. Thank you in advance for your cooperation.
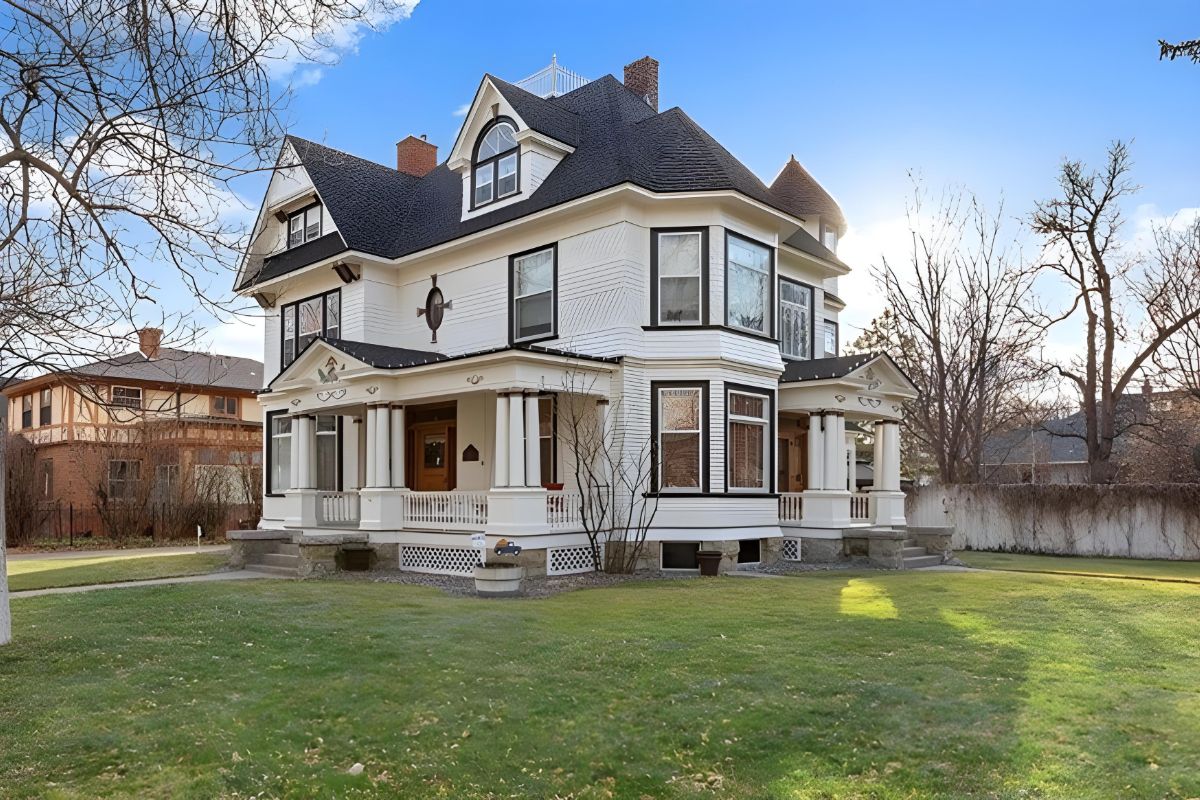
[138,327,162,359]
[623,56,659,112]
[396,134,438,177]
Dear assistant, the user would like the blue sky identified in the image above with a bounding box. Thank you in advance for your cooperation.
[209,0,1199,358]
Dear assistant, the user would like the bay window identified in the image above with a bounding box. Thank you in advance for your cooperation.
[727,388,771,491]
[268,412,291,495]
[473,121,519,208]
[510,245,556,343]
[726,233,774,336]
[779,279,813,360]
[653,383,708,491]
[280,289,340,368]
[652,228,706,324]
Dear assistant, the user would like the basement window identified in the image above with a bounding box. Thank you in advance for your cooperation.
[661,542,700,570]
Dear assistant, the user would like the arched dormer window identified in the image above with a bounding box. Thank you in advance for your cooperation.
[472,120,519,208]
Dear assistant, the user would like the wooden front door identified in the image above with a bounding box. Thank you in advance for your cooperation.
[411,421,456,491]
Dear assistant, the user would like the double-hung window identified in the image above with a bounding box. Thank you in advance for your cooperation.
[472,121,519,208]
[287,203,322,248]
[653,229,706,324]
[823,320,839,357]
[213,396,239,416]
[280,289,340,368]
[654,384,707,491]
[727,388,771,491]
[112,386,142,409]
[108,459,141,500]
[726,233,774,336]
[510,245,556,343]
[267,412,292,495]
[38,388,51,425]
[779,280,813,360]
[20,395,32,428]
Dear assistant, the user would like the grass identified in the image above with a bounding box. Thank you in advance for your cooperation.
[2,572,1198,799]
[6,552,228,592]
[960,550,1200,583]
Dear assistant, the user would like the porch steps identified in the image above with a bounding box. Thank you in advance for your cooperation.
[243,543,300,577]
[258,553,299,570]
[247,562,299,576]
[901,538,942,569]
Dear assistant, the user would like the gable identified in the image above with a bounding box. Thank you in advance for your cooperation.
[268,339,375,390]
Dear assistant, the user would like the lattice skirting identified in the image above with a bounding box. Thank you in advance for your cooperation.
[400,545,482,576]
[781,538,801,561]
[547,544,601,576]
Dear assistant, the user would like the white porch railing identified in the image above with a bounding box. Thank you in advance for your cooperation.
[404,491,489,530]
[546,492,583,529]
[317,491,360,526]
[851,492,871,521]
[779,493,804,522]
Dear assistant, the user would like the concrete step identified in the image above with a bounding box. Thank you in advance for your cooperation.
[901,546,927,558]
[253,553,298,569]
[245,563,296,576]
[276,543,300,556]
[902,539,918,547]
[903,555,943,570]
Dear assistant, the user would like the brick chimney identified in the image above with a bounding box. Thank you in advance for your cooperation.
[138,327,162,359]
[396,134,437,177]
[623,56,659,112]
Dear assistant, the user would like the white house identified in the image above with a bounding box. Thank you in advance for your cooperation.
[234,56,919,576]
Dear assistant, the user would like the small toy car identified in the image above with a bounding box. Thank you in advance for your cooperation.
[494,538,522,556]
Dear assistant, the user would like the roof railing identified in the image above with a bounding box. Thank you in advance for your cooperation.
[513,55,589,98]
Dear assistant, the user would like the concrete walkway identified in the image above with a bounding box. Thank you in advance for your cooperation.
[8,544,230,562]
[11,569,283,599]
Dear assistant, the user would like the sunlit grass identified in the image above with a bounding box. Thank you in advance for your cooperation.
[838,577,899,619]
[961,550,1200,582]
[7,552,227,592]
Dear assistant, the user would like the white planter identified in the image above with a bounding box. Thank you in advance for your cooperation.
[474,565,525,597]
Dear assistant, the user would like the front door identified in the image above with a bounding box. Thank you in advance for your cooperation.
[412,422,456,491]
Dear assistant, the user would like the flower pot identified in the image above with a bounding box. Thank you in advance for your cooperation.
[474,564,525,597]
[696,550,723,577]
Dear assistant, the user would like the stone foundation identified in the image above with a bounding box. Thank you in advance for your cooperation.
[227,530,292,568]
[908,526,954,562]
[798,536,843,563]
[859,528,908,569]
[297,533,369,578]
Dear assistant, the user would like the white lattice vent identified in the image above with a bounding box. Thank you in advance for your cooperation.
[400,545,481,576]
[547,544,600,576]
[782,538,801,562]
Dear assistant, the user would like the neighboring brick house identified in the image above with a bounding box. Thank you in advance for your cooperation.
[3,329,264,539]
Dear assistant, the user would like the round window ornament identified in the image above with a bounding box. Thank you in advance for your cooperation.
[416,273,452,343]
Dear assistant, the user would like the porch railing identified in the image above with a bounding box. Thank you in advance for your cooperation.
[546,492,583,529]
[779,493,804,522]
[850,492,871,521]
[404,491,489,530]
[317,491,360,526]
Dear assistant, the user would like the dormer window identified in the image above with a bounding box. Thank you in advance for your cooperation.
[821,223,838,252]
[287,203,322,248]
[472,120,519,208]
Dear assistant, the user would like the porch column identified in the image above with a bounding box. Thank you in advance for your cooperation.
[373,403,391,488]
[846,431,856,492]
[872,420,887,491]
[885,421,901,491]
[390,405,406,488]
[596,398,611,485]
[823,412,843,490]
[871,419,906,527]
[364,406,377,489]
[807,412,824,490]
[507,389,525,487]
[524,392,541,487]
[289,414,301,490]
[494,392,510,487]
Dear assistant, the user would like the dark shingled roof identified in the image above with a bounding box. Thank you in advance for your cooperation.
[782,225,848,270]
[44,349,263,391]
[770,155,846,233]
[243,74,826,289]
[322,337,446,369]
[781,353,878,383]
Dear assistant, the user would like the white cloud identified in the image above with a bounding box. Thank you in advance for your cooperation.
[207,314,265,361]
[453,103,471,118]
[835,215,914,337]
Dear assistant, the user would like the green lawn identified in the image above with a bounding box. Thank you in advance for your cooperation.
[6,552,228,592]
[2,572,1198,799]
[960,550,1200,583]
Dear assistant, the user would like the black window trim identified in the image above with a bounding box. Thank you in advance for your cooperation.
[470,117,522,211]
[650,226,709,327]
[778,276,818,362]
[287,202,322,249]
[724,229,777,340]
[649,380,710,494]
[508,242,559,346]
[724,382,776,494]
[824,319,840,357]
[279,287,342,371]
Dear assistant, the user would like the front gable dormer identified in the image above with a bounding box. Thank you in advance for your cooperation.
[446,76,577,222]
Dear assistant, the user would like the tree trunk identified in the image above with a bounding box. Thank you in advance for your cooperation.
[1,426,11,645]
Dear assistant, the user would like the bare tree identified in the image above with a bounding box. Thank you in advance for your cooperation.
[0,0,415,642]
[863,181,1043,484]
[557,372,659,574]
[1030,141,1200,483]
[1159,38,1200,63]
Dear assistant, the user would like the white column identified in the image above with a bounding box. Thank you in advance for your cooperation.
[886,421,901,491]
[872,420,886,490]
[524,393,541,487]
[296,415,314,489]
[807,412,824,490]
[289,414,301,490]
[846,432,856,492]
[823,412,841,490]
[364,406,377,489]
[374,404,390,488]
[390,405,406,488]
[494,392,510,487]
[507,389,525,486]
[356,417,366,489]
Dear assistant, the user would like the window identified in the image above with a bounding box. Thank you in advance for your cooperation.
[472,120,519,208]
[279,289,340,368]
[155,464,179,500]
[38,388,51,426]
[726,233,774,335]
[779,280,813,360]
[661,542,700,570]
[20,394,31,428]
[315,414,340,491]
[111,386,142,409]
[510,245,556,343]
[652,229,706,325]
[654,383,707,491]
[727,388,771,491]
[521,395,558,485]
[268,412,292,495]
[822,224,838,252]
[108,459,141,500]
[213,396,239,416]
[287,203,322,248]
[823,320,839,357]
